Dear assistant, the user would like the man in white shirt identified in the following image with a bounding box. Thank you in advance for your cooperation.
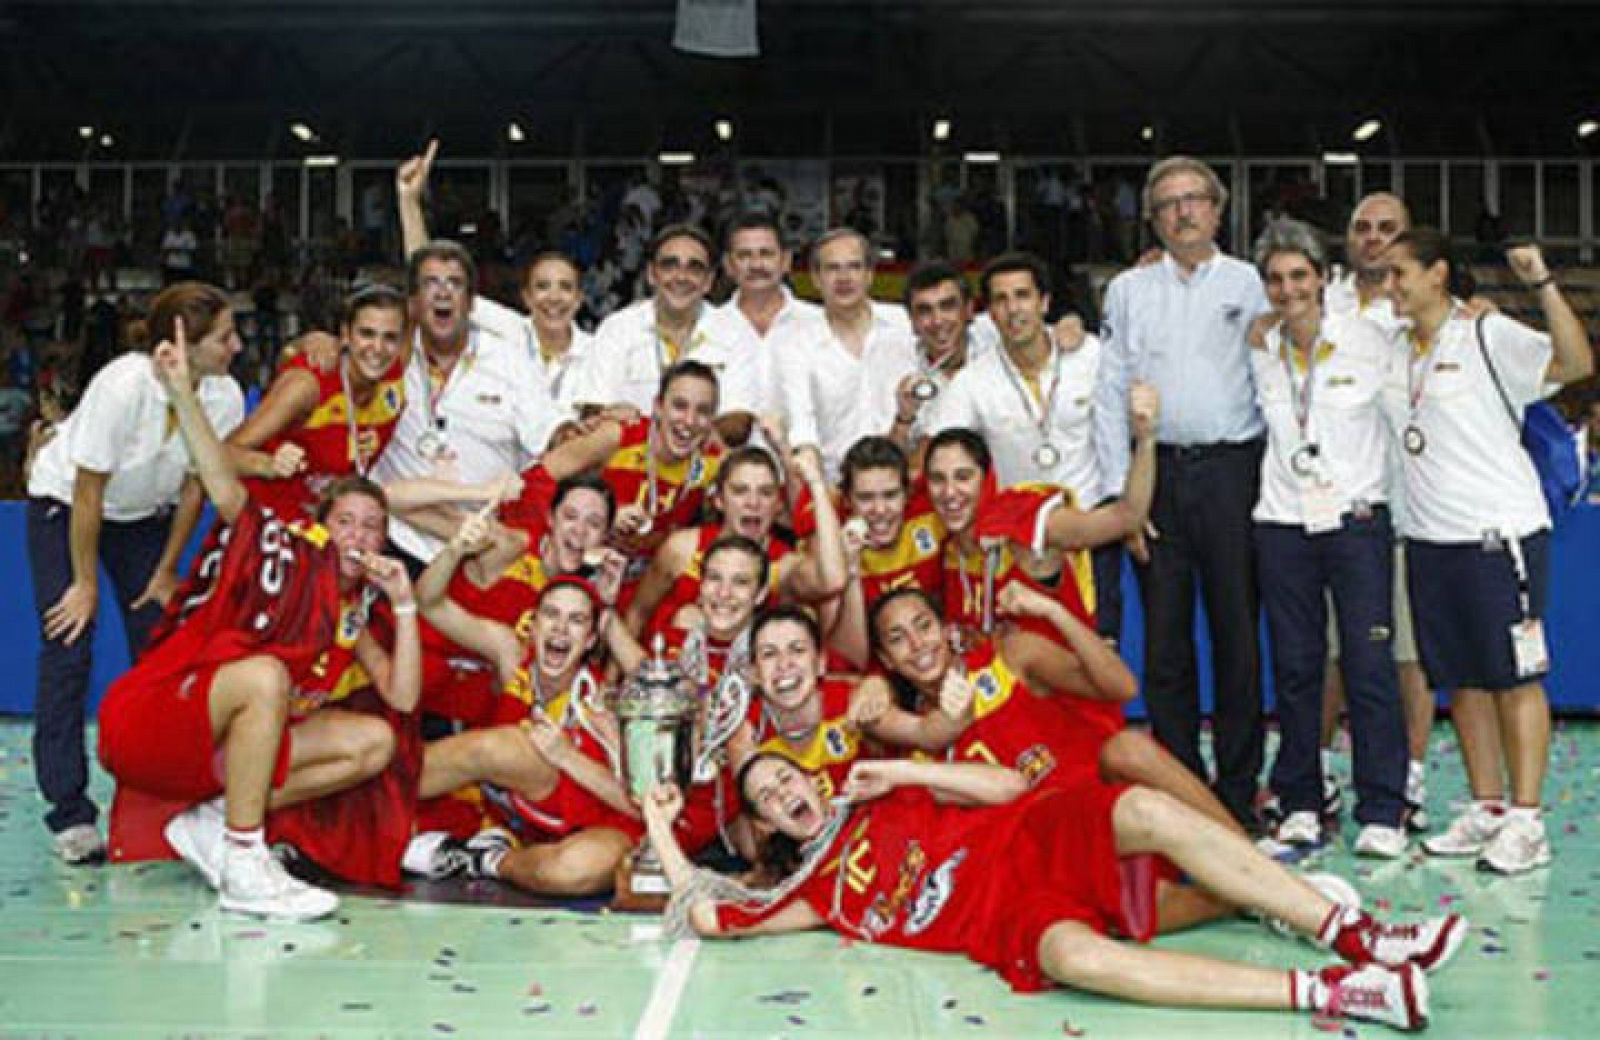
[568,224,765,439]
[772,227,918,480]
[929,251,1126,642]
[1095,157,1270,829]
[719,213,820,345]
[1316,191,1435,832]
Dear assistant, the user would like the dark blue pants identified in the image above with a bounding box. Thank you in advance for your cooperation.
[1091,541,1124,645]
[1135,440,1265,827]
[1257,509,1407,826]
[26,497,170,834]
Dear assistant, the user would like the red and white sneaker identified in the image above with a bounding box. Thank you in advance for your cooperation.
[1292,963,1429,1032]
[1323,906,1468,973]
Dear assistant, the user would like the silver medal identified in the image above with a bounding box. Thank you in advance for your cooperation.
[911,377,940,402]
[416,429,446,461]
[1290,443,1321,478]
[1402,425,1426,456]
[1033,442,1061,469]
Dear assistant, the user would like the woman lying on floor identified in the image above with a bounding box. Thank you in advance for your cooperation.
[643,754,1468,1032]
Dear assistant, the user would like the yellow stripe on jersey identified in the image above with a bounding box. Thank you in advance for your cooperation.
[966,653,1021,721]
[759,719,859,775]
[860,512,944,577]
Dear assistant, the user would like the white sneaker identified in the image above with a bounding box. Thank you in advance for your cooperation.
[219,842,338,920]
[1330,910,1468,973]
[1476,814,1553,875]
[1297,962,1429,1031]
[1404,764,1430,832]
[52,823,106,865]
[1354,824,1409,859]
[164,800,226,889]
[1422,803,1504,857]
[1257,810,1324,860]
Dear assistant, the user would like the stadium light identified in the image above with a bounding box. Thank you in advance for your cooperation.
[1352,119,1382,142]
[98,133,114,148]
[1140,125,1155,142]
[1322,151,1358,165]
[658,151,696,165]
[303,155,340,167]
[507,122,527,143]
[1579,119,1599,139]
[714,119,734,142]
[932,119,952,142]
[78,125,94,139]
[963,151,1001,164]
[290,122,317,142]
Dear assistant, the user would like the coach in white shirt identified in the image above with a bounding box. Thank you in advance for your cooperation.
[773,227,918,480]
[719,212,821,345]
[27,283,244,864]
[929,251,1127,641]
[568,224,766,431]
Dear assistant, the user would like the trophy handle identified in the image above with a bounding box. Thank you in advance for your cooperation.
[980,544,1002,635]
[571,671,621,773]
[694,668,752,782]
[676,625,709,687]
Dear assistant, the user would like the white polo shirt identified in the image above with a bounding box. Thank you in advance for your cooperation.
[771,301,917,480]
[718,286,821,344]
[1252,313,1391,526]
[567,298,767,417]
[29,352,245,522]
[930,334,1105,503]
[904,327,996,443]
[1325,269,1411,531]
[1385,309,1553,542]
[471,295,591,415]
[374,323,561,562]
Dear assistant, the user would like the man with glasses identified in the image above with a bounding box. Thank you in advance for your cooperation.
[568,224,764,430]
[377,148,560,573]
[772,227,918,480]
[1093,156,1270,830]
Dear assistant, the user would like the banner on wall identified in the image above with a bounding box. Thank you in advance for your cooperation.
[673,0,759,58]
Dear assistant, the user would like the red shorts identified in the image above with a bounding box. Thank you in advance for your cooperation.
[419,657,500,729]
[975,783,1176,993]
[485,774,644,844]
[98,663,293,803]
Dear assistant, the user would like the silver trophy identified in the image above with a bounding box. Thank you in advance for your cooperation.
[603,632,752,899]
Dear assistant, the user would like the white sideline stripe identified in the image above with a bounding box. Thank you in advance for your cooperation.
[634,937,701,1040]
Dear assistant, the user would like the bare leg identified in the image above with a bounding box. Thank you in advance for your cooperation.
[418,725,558,802]
[1112,787,1332,937]
[1495,682,1550,807]
[206,656,293,831]
[1398,662,1434,763]
[1100,729,1246,837]
[1448,688,1506,801]
[269,710,395,810]
[1039,920,1290,1009]
[1153,879,1233,933]
[497,827,634,897]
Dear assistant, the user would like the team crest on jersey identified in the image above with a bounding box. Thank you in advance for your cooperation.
[904,849,965,936]
[1017,745,1057,786]
[862,841,926,938]
[912,525,937,555]
[824,724,849,760]
[688,455,707,485]
[973,668,1000,703]
[383,385,401,411]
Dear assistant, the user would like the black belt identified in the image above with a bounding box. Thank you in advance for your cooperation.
[1156,437,1264,463]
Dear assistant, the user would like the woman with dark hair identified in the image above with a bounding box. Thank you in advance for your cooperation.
[642,751,1463,1032]
[27,281,245,863]
[624,444,846,639]
[1247,218,1410,861]
[1381,228,1593,874]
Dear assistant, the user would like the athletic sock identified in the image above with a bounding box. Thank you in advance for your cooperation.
[1289,968,1326,1012]
[224,826,266,851]
[1505,804,1541,825]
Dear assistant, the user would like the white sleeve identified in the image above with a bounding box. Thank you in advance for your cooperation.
[202,376,247,439]
[471,296,531,350]
[926,369,980,436]
[1482,312,1554,409]
[774,338,820,451]
[508,351,564,464]
[1093,276,1134,491]
[66,364,136,474]
[567,316,626,411]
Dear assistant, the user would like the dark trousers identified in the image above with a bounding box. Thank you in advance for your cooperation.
[1257,510,1407,826]
[1091,541,1125,644]
[1134,440,1265,826]
[26,497,170,833]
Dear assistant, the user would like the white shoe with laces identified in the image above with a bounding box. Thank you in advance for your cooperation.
[1262,870,1361,938]
[164,799,227,889]
[219,842,338,920]
[52,823,106,865]
[1422,803,1504,857]
[1476,814,1552,875]
[1293,962,1429,1032]
[1354,823,1409,859]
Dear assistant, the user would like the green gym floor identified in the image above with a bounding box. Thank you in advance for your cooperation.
[1,719,1597,1039]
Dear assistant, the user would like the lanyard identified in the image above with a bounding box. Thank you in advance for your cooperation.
[1277,334,1329,448]
[337,357,372,477]
[414,332,477,435]
[1405,310,1454,421]
[642,422,702,521]
[531,322,578,400]
[995,337,1063,446]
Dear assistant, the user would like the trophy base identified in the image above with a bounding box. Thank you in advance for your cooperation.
[611,855,670,913]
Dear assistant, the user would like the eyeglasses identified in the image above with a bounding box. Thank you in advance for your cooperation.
[419,274,468,294]
[1352,219,1402,236]
[1150,190,1216,215]
[654,255,711,276]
